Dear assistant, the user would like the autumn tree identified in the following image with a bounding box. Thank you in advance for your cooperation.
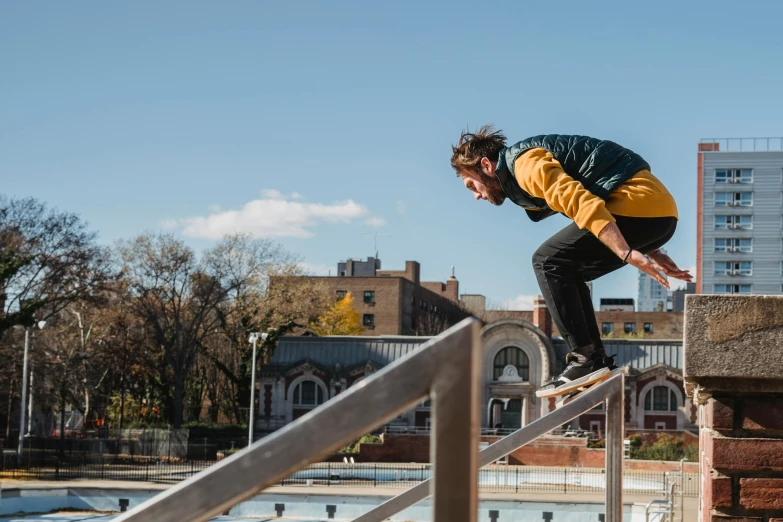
[0,196,111,335]
[117,233,237,428]
[310,292,364,336]
[0,195,110,438]
[204,236,329,423]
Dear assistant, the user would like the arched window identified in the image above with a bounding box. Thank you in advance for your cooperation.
[493,347,530,381]
[644,386,678,412]
[293,380,324,407]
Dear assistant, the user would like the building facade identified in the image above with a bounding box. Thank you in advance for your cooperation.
[670,282,696,313]
[599,298,635,312]
[698,138,783,295]
[301,258,469,336]
[255,316,695,436]
[637,249,668,312]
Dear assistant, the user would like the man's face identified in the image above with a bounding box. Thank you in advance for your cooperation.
[460,159,506,206]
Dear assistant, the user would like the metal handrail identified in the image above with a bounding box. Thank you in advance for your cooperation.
[353,371,625,522]
[113,318,482,522]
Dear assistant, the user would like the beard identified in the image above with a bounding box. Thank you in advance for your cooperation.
[480,172,506,206]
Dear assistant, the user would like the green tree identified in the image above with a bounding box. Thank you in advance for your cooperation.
[311,292,364,336]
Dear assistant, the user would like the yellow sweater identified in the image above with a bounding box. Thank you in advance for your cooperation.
[513,148,678,237]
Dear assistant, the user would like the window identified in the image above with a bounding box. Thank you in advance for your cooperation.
[714,284,752,294]
[363,314,375,327]
[336,290,347,300]
[715,192,752,207]
[714,238,752,253]
[715,169,753,184]
[655,422,667,431]
[714,261,752,276]
[624,322,636,334]
[493,347,530,381]
[601,322,614,335]
[715,215,752,230]
[644,386,678,412]
[363,290,375,304]
[293,381,324,407]
[644,322,653,334]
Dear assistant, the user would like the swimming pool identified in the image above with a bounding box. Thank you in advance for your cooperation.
[0,486,667,521]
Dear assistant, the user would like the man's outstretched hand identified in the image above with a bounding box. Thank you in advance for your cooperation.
[596,222,693,290]
[627,249,693,290]
[647,249,693,282]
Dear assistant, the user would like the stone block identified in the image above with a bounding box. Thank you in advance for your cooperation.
[684,295,783,384]
[711,514,761,522]
[708,398,735,431]
[710,475,733,510]
[740,478,783,511]
[742,397,783,431]
[710,437,783,472]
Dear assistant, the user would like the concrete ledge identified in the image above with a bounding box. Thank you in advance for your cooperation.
[684,295,783,398]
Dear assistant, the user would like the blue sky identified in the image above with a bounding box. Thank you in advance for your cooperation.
[3,1,783,309]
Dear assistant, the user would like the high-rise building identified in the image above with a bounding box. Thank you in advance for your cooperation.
[638,249,668,311]
[697,138,783,295]
[670,283,696,313]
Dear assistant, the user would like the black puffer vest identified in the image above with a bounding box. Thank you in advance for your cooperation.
[494,135,650,222]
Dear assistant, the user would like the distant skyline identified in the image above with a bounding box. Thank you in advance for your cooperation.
[3,1,782,310]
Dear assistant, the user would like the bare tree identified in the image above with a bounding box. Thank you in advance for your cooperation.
[0,196,111,335]
[205,235,329,424]
[117,233,237,428]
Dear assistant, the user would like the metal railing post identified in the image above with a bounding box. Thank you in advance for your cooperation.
[605,381,624,522]
[430,319,480,522]
[352,373,625,522]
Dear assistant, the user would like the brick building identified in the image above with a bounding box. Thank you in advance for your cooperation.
[300,257,469,336]
[255,299,695,436]
[477,307,685,340]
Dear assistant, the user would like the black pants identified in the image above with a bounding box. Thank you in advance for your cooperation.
[532,215,677,355]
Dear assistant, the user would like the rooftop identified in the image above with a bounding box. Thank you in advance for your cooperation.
[700,137,783,153]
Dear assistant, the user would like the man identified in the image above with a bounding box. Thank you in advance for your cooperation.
[451,127,692,398]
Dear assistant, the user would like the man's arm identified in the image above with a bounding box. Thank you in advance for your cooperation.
[598,224,693,288]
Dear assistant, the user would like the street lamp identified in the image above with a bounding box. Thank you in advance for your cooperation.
[247,331,268,447]
[18,320,46,460]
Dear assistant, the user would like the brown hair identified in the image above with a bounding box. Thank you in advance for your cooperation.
[450,124,507,176]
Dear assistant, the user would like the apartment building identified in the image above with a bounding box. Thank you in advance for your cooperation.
[698,138,783,295]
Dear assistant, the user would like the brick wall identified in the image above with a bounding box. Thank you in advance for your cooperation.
[685,295,783,522]
[702,396,783,521]
[353,434,698,471]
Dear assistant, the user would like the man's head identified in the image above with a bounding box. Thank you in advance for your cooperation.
[450,124,507,206]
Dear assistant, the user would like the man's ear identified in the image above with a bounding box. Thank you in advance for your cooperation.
[480,157,492,174]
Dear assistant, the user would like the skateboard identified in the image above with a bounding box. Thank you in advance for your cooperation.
[555,368,623,409]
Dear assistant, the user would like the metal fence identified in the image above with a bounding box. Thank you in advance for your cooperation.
[282,462,699,497]
[1,453,698,497]
[7,432,249,462]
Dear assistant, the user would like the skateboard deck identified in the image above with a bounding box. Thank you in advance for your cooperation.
[555,368,623,409]
[536,367,612,399]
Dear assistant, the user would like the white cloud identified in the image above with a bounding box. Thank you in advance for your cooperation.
[299,262,333,276]
[395,200,406,215]
[365,216,387,228]
[208,204,222,213]
[501,294,537,311]
[262,189,283,199]
[179,198,369,239]
[161,219,178,230]
[291,192,304,200]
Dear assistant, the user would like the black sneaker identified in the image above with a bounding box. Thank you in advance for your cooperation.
[535,353,611,399]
